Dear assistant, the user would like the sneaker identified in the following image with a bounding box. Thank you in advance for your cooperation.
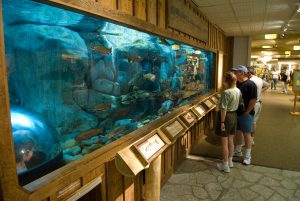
[243,157,251,165]
[233,151,243,157]
[228,160,234,168]
[217,163,230,173]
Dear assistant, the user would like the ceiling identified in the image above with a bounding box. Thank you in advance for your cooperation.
[193,0,300,36]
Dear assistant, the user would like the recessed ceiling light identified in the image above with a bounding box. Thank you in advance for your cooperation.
[285,51,291,55]
[251,55,259,59]
[294,45,300,50]
[265,34,277,39]
[262,45,272,48]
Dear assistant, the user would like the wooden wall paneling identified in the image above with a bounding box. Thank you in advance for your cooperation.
[157,0,166,28]
[161,152,165,179]
[117,0,133,15]
[134,0,146,21]
[98,0,117,9]
[123,176,134,201]
[134,172,143,201]
[106,160,124,201]
[146,0,157,25]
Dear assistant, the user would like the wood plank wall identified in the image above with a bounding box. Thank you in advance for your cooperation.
[80,0,226,52]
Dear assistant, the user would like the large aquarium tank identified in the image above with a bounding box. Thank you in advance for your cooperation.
[2,0,215,185]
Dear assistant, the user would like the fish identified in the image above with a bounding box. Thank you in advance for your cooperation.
[90,44,112,55]
[107,125,128,139]
[159,37,170,46]
[143,73,156,81]
[62,54,82,60]
[125,55,143,63]
[93,103,111,111]
[76,128,104,142]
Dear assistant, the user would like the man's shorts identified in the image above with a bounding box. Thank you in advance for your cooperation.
[253,101,262,124]
[237,114,254,133]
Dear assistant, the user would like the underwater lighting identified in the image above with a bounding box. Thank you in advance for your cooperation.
[265,34,277,39]
[294,45,300,50]
[194,50,202,54]
[262,46,272,48]
[171,44,180,50]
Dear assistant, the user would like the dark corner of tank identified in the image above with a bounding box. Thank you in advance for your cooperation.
[2,0,216,185]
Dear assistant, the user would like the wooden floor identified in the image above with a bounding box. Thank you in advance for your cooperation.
[190,83,300,171]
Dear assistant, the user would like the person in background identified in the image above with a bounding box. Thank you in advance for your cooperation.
[270,69,279,90]
[215,72,240,173]
[281,69,290,94]
[232,65,257,165]
[247,67,270,144]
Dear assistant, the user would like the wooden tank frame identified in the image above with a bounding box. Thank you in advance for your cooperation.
[0,0,223,200]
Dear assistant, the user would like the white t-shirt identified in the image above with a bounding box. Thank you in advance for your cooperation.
[250,75,263,101]
[271,71,279,79]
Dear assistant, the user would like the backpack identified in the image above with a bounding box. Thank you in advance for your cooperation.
[281,72,287,81]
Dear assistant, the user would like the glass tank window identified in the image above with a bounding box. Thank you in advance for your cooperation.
[2,0,215,185]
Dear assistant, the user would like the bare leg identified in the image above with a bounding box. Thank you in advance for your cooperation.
[251,122,256,137]
[228,135,234,158]
[221,137,229,162]
[243,133,252,149]
[235,130,243,146]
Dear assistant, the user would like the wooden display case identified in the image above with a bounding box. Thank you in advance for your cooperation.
[179,111,198,127]
[0,0,223,200]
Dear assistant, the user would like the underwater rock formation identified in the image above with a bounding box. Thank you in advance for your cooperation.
[3,0,83,27]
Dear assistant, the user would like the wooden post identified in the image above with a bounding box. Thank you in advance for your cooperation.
[144,155,161,201]
[290,93,300,116]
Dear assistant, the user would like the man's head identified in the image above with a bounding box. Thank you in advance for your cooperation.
[231,65,248,81]
[247,67,256,77]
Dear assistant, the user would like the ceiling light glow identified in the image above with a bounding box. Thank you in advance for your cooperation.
[262,45,272,48]
[265,34,277,39]
[293,45,300,50]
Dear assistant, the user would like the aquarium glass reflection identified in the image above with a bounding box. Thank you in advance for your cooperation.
[3,0,215,184]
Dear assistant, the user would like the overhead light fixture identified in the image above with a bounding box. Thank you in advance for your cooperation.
[262,45,272,48]
[293,45,300,50]
[283,27,288,32]
[251,55,259,59]
[285,51,291,55]
[265,34,277,39]
[297,5,300,12]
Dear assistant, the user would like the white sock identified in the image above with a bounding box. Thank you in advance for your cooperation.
[235,145,242,152]
[223,161,229,166]
[229,157,233,163]
[245,149,251,158]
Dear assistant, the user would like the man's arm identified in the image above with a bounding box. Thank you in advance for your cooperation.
[261,80,270,92]
[244,99,256,115]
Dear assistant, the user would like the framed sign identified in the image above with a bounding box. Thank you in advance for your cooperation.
[204,99,214,109]
[292,69,300,92]
[192,104,207,118]
[210,95,219,105]
[179,111,197,127]
[160,119,186,141]
[133,133,166,162]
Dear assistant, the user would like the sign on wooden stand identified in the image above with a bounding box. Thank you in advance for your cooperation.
[179,111,197,127]
[160,118,187,142]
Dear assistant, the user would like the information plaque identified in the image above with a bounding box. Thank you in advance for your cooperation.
[161,119,186,141]
[210,96,219,105]
[204,99,214,109]
[192,104,207,118]
[135,134,165,161]
[179,111,197,127]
